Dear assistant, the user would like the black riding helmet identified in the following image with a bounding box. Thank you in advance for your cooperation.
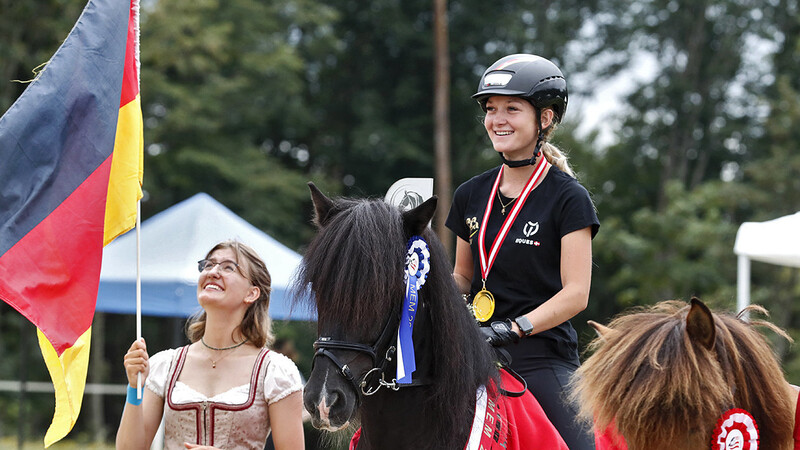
[473,54,568,122]
[474,54,568,167]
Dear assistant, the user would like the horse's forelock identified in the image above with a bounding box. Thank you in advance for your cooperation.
[573,306,730,447]
[299,198,406,337]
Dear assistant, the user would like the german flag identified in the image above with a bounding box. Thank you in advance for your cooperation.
[0,0,143,446]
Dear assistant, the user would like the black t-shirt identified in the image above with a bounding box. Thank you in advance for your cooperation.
[446,164,599,365]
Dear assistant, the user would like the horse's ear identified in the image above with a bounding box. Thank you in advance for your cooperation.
[308,182,335,228]
[402,196,438,236]
[686,297,716,350]
[588,320,618,341]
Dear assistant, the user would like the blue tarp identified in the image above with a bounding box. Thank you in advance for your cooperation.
[96,193,314,321]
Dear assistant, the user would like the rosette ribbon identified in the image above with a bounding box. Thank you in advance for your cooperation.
[397,236,430,384]
[711,408,759,450]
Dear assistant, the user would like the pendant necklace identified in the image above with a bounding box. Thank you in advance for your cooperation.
[201,337,248,368]
[496,191,517,215]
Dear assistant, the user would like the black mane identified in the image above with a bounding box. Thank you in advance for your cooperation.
[294,196,497,447]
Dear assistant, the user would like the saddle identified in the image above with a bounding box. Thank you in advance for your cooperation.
[348,368,568,450]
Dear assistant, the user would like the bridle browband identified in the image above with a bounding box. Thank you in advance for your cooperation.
[312,300,429,403]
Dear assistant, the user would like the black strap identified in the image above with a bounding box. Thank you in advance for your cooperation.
[498,365,528,397]
[489,347,527,397]
[313,338,378,364]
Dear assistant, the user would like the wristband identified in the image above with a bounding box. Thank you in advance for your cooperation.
[126,385,143,406]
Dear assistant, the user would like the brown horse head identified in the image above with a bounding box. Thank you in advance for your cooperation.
[571,298,795,450]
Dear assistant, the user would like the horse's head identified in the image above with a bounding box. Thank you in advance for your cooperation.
[571,298,796,450]
[298,182,438,431]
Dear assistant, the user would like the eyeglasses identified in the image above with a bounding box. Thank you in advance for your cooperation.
[197,259,242,276]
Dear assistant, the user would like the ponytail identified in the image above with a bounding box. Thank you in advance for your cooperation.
[539,120,575,178]
[541,142,575,178]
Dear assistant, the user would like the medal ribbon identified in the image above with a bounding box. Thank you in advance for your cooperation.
[397,237,430,384]
[477,157,550,283]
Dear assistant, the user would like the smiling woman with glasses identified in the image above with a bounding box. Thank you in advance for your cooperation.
[116,240,305,449]
[198,258,245,277]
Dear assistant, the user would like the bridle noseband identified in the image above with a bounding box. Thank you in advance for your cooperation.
[312,300,427,402]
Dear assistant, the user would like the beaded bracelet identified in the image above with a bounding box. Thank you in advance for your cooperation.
[126,385,143,406]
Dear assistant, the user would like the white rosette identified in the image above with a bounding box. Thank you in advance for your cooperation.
[404,237,430,290]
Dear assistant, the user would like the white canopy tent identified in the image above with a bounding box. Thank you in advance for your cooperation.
[96,193,313,320]
[733,211,800,312]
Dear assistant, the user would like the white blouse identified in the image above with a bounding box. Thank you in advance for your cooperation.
[146,347,303,405]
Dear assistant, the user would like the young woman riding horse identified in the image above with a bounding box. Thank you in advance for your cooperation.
[296,183,568,450]
[570,298,799,450]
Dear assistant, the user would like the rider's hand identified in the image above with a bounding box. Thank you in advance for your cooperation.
[123,338,149,388]
[480,319,520,347]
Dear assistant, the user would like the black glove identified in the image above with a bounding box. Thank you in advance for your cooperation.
[480,319,520,347]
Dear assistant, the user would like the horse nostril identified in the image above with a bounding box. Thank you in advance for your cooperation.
[326,391,340,409]
[303,390,320,415]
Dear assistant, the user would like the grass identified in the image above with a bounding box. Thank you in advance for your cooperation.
[0,437,114,449]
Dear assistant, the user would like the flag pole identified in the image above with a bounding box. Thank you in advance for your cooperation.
[136,199,142,398]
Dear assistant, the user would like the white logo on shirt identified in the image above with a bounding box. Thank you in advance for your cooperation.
[515,222,541,246]
[523,221,539,237]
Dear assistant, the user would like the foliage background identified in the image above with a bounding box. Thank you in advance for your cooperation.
[1,0,799,447]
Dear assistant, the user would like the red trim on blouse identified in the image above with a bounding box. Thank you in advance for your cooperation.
[165,345,270,446]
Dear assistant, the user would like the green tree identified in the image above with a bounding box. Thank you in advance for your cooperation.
[447,0,602,186]
[138,0,340,249]
[577,0,784,323]
[738,0,800,375]
[589,0,774,213]
[0,0,86,110]
[294,0,441,198]
[297,0,602,200]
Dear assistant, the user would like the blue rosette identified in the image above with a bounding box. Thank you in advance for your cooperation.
[396,236,430,384]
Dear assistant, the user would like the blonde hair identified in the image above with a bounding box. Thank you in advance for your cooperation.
[186,240,275,347]
[539,114,575,178]
[541,141,575,178]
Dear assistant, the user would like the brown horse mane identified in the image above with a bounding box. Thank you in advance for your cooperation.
[570,299,795,450]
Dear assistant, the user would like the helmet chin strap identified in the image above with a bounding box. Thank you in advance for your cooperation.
[499,108,548,168]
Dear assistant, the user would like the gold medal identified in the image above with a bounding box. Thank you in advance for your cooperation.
[473,158,549,324]
[472,289,495,322]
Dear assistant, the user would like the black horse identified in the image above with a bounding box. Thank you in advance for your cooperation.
[296,183,566,450]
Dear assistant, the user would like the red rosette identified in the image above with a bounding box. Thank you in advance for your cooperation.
[710,408,759,450]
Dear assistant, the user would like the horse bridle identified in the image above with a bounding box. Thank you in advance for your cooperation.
[313,298,529,408]
[312,300,428,402]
